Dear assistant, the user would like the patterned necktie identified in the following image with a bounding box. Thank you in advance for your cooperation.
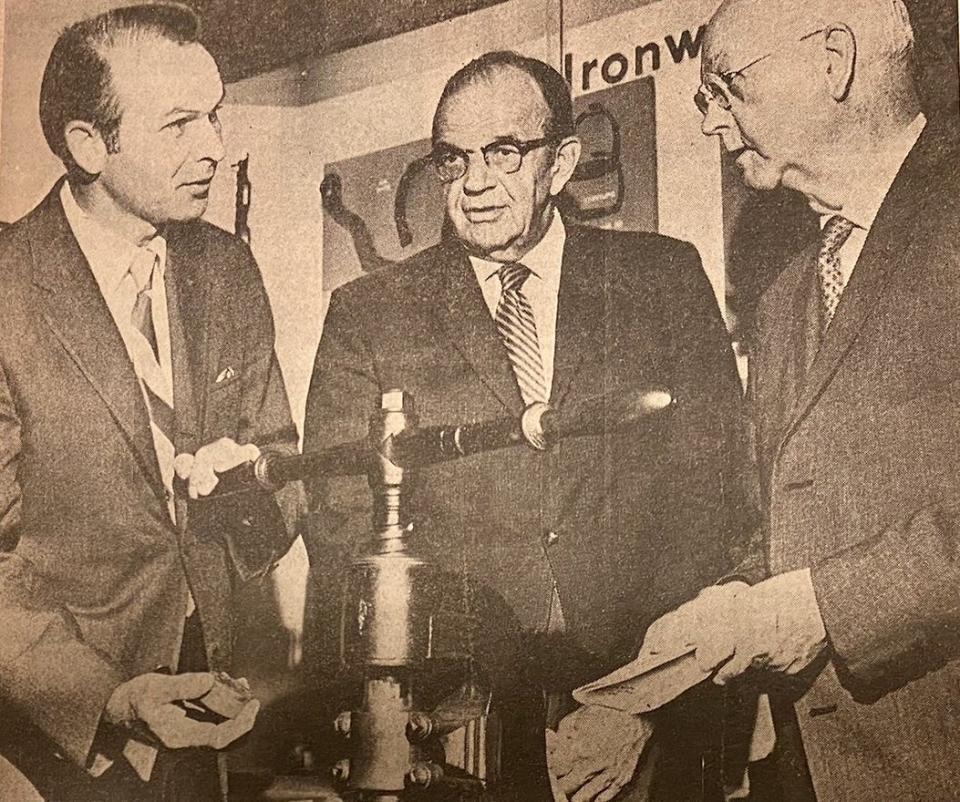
[817,215,856,330]
[496,263,549,405]
[128,248,176,493]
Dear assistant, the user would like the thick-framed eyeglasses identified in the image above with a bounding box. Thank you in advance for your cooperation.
[694,28,826,115]
[430,136,556,183]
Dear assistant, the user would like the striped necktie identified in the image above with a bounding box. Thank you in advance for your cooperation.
[496,263,549,405]
[817,215,856,330]
[128,248,176,515]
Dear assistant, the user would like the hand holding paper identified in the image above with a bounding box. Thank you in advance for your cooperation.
[573,571,828,716]
[703,569,828,685]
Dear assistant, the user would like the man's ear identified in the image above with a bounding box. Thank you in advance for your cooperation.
[823,24,857,102]
[64,120,108,175]
[550,136,582,196]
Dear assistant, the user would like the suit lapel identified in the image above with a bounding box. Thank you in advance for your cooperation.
[781,122,957,449]
[165,231,205,456]
[29,184,165,496]
[427,239,525,415]
[756,245,816,458]
[551,227,607,407]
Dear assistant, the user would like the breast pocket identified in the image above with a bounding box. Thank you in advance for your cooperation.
[204,356,243,440]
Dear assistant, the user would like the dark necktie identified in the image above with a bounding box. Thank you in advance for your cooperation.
[495,263,549,405]
[817,215,856,330]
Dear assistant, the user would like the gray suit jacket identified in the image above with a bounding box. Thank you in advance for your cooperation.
[752,120,960,802]
[0,180,298,785]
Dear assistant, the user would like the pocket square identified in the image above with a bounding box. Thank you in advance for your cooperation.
[216,366,237,383]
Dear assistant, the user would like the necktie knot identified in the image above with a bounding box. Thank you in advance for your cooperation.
[820,215,855,259]
[817,215,856,331]
[498,263,532,294]
[130,248,159,295]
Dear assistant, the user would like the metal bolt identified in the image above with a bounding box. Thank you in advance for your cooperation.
[406,711,433,741]
[333,710,352,736]
[408,761,443,788]
[332,758,350,783]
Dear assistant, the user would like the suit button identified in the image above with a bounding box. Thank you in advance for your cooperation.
[542,530,560,548]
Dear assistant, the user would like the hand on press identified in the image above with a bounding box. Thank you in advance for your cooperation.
[104,671,259,750]
[174,438,260,499]
[548,704,655,802]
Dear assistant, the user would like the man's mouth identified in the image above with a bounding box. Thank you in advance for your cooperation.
[463,205,506,223]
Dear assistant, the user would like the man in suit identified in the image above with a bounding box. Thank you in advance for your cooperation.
[591,1,960,800]
[303,51,748,800]
[0,5,298,800]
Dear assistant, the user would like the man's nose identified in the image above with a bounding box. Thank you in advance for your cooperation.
[461,153,496,194]
[700,102,732,138]
[197,116,225,164]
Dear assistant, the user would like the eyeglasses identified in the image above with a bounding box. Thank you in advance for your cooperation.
[429,136,556,183]
[694,28,826,115]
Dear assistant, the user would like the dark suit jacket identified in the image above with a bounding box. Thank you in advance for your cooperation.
[751,121,960,802]
[0,181,298,788]
[303,224,749,789]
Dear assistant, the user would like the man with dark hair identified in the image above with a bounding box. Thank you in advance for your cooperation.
[0,4,298,800]
[304,51,749,800]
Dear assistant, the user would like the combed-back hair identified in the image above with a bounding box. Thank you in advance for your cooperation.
[432,50,575,144]
[39,3,201,173]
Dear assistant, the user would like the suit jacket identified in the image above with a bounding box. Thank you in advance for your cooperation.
[0,181,298,787]
[304,222,749,685]
[752,120,960,802]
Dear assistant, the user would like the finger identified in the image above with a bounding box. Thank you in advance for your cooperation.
[695,632,736,674]
[188,465,219,499]
[209,699,260,749]
[713,649,754,685]
[174,453,195,480]
[147,705,218,749]
[596,784,626,802]
[213,441,259,472]
[559,761,601,798]
[572,771,614,802]
[152,672,215,703]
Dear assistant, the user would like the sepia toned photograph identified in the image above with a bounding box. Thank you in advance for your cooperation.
[0,1,958,800]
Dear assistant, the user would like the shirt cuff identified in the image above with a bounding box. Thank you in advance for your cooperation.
[753,568,827,647]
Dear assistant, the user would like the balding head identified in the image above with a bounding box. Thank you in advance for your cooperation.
[704,0,914,87]
[697,0,920,203]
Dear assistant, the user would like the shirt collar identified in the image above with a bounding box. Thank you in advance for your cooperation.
[469,208,566,289]
[59,181,168,295]
[817,113,926,231]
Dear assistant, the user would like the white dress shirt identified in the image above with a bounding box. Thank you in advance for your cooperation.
[59,182,172,394]
[817,113,926,289]
[469,209,566,402]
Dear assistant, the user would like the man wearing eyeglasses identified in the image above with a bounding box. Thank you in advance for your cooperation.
[304,51,750,800]
[581,1,960,801]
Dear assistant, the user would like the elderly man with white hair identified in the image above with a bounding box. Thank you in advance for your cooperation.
[552,0,960,800]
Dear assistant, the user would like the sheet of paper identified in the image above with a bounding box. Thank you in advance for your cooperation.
[572,647,710,714]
